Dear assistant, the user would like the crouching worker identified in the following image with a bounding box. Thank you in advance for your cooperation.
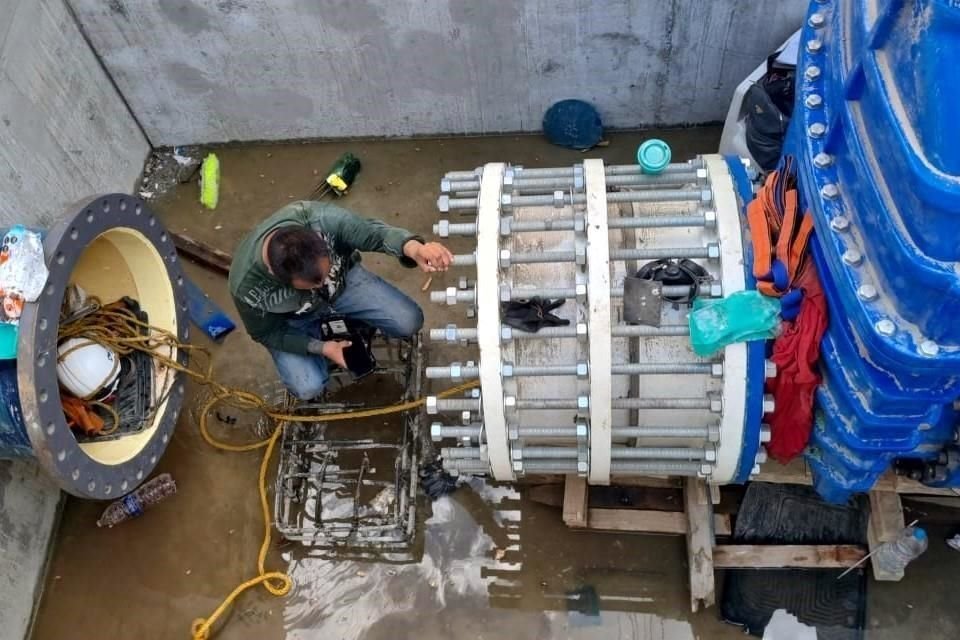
[229,201,452,400]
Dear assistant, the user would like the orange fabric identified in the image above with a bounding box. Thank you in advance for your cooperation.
[62,395,104,435]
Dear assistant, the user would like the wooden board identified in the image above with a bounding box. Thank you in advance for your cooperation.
[562,475,589,528]
[868,490,905,581]
[754,460,958,496]
[586,508,732,536]
[685,477,715,612]
[713,545,866,568]
[171,231,232,275]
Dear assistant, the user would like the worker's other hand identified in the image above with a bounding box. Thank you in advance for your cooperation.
[405,240,453,273]
[320,340,352,368]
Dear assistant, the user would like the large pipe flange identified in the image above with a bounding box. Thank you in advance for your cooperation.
[16,194,188,498]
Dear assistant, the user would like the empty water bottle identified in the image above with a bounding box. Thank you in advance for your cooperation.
[97,473,177,528]
[874,526,928,574]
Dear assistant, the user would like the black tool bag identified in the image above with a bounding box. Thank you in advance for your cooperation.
[744,54,796,171]
[318,315,377,379]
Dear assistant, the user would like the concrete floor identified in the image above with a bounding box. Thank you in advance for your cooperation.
[31,132,960,640]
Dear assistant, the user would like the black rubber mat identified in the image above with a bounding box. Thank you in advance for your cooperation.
[721,482,868,638]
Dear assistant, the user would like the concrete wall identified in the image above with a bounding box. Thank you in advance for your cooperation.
[0,0,150,638]
[69,0,806,147]
[0,0,149,228]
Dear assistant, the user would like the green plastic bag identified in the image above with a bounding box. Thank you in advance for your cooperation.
[688,290,781,357]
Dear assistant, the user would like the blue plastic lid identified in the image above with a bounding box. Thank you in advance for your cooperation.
[637,139,672,174]
[912,527,927,541]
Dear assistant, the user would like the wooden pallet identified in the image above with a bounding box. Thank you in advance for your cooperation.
[556,459,955,611]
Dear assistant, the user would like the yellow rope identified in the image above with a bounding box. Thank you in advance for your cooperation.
[59,306,477,640]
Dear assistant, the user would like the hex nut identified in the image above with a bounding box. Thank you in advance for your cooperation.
[576,322,588,336]
[499,217,511,236]
[760,423,772,443]
[806,94,824,109]
[574,215,585,232]
[576,423,588,438]
[576,362,589,378]
[765,360,777,379]
[813,153,833,168]
[809,12,825,27]
[553,191,565,208]
[430,422,443,441]
[842,249,863,266]
[751,464,761,476]
[696,168,709,183]
[708,423,721,442]
[500,284,511,302]
[504,395,517,408]
[577,396,590,410]
[470,388,481,399]
[501,363,514,378]
[577,461,589,474]
[426,396,438,415]
[710,397,723,413]
[437,195,450,213]
[701,189,713,203]
[440,178,452,193]
[709,362,723,378]
[450,363,462,379]
[876,318,896,337]
[808,122,826,138]
[709,282,723,298]
[805,65,822,81]
[500,326,512,341]
[703,446,718,463]
[806,39,823,54]
[501,194,512,208]
[919,340,940,357]
[461,411,472,425]
[763,394,776,414]
[575,245,587,265]
[445,286,458,305]
[821,183,840,199]
[575,284,588,299]
[502,170,514,186]
[699,464,714,477]
[445,324,458,342]
[707,243,721,260]
[466,307,476,319]
[755,448,769,464]
[499,249,511,267]
[511,449,523,461]
[437,219,451,238]
[857,284,878,301]
[703,210,717,228]
[513,461,524,473]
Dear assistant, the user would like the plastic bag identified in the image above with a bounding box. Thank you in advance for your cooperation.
[0,225,48,325]
[688,290,780,357]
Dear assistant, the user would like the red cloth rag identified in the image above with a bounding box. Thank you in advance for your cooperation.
[765,264,828,463]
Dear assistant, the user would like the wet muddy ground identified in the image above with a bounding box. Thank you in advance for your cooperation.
[32,132,960,639]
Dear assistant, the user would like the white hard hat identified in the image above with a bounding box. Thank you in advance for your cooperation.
[56,338,121,400]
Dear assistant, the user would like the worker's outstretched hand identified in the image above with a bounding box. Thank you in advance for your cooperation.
[321,340,352,368]
[404,240,453,273]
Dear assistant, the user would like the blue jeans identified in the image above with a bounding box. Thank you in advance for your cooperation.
[269,265,423,400]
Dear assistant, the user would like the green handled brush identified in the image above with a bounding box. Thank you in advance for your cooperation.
[311,152,361,199]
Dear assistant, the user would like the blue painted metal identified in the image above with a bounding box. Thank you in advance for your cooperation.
[784,0,960,501]
[726,155,766,483]
[0,359,32,458]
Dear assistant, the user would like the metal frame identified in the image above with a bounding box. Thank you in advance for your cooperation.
[273,335,423,551]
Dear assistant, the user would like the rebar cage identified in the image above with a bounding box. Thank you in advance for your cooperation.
[273,334,423,551]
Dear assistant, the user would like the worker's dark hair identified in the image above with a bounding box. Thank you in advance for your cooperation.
[267,226,330,284]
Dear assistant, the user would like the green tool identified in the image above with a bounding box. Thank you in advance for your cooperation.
[311,152,362,199]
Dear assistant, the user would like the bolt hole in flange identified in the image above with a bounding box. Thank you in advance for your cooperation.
[4,195,188,498]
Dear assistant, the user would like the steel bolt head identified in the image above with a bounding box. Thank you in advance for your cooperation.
[763,394,776,414]
[512,461,524,473]
[805,65,822,81]
[445,286,458,305]
[809,13,826,28]
[751,464,761,476]
[919,340,940,357]
[703,209,718,228]
[450,363,462,378]
[842,249,863,266]
[764,360,777,379]
[440,178,451,193]
[704,446,718,463]
[499,217,511,236]
[501,194,512,208]
[760,423,772,443]
[502,170,514,186]
[431,422,443,441]
[577,395,590,410]
[709,282,723,298]
[437,219,450,238]
[699,464,714,477]
[499,284,511,302]
[426,396,438,414]
[807,39,823,53]
[875,318,896,337]
[554,190,565,208]
[857,284,878,301]
[470,388,481,399]
[575,245,587,265]
[504,395,517,408]
[577,461,589,474]
[710,397,723,413]
[466,306,476,318]
[574,215,586,232]
[575,283,588,298]
[821,183,840,199]
[805,94,824,109]
[576,362,589,378]
[458,276,469,289]
[576,322,588,336]
[708,423,721,442]
[461,411,472,425]
[808,122,827,138]
[437,195,450,213]
[830,215,849,232]
[445,324,458,342]
[696,168,709,183]
[711,362,724,378]
[755,448,769,464]
[576,423,588,438]
[500,326,512,341]
[501,363,514,378]
[813,152,833,168]
[707,242,721,260]
[499,249,511,267]
[511,448,523,461]
[701,189,713,203]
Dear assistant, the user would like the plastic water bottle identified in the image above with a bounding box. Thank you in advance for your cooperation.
[874,526,928,574]
[96,473,177,528]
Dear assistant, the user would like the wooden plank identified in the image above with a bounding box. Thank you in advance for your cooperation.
[868,491,905,581]
[586,508,732,536]
[562,475,589,528]
[754,460,959,496]
[710,483,722,506]
[714,545,866,569]
[684,477,715,612]
[171,231,233,275]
